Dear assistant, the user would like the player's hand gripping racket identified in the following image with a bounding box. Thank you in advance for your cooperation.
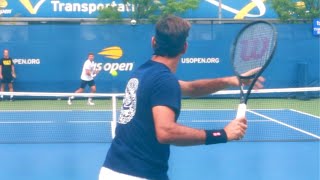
[231,21,277,118]
[91,62,100,78]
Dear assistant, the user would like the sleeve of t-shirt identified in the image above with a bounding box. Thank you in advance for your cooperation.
[150,73,181,115]
[83,61,91,70]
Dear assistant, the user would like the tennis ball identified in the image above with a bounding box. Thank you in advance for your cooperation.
[110,70,118,77]
[130,19,137,25]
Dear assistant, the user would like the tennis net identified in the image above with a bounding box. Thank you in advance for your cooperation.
[0,92,123,143]
[0,87,319,143]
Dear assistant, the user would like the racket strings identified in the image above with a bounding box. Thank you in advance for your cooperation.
[233,23,276,77]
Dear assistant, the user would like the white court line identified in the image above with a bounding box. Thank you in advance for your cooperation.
[182,109,290,111]
[67,121,109,123]
[0,121,54,124]
[289,109,320,119]
[0,110,72,112]
[0,119,271,124]
[187,119,272,123]
[0,110,111,112]
[182,109,234,111]
[0,121,110,124]
[248,110,320,140]
[250,109,288,111]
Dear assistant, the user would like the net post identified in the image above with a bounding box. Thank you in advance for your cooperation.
[111,95,117,138]
[297,62,310,100]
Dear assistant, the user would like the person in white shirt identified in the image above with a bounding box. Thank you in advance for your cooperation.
[68,52,99,105]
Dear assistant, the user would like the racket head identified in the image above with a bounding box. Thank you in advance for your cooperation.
[231,21,277,80]
[91,62,99,78]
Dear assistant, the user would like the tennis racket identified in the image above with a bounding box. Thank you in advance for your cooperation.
[91,62,100,78]
[231,21,277,118]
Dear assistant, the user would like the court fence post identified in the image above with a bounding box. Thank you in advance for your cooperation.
[111,95,117,138]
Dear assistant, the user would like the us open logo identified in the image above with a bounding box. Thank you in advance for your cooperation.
[20,0,45,14]
[205,0,267,19]
[0,0,12,15]
[0,0,8,8]
[96,46,134,73]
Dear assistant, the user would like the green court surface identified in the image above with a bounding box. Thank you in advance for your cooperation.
[182,98,320,116]
[0,97,319,116]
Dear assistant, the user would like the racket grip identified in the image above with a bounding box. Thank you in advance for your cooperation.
[236,103,247,119]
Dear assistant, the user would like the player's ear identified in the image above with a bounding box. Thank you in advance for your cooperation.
[181,42,188,54]
[151,36,156,48]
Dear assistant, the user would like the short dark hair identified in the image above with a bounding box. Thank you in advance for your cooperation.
[153,15,191,58]
[88,52,94,56]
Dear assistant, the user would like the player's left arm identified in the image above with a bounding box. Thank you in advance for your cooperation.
[0,64,2,79]
[179,77,237,97]
[88,62,100,77]
[88,68,100,78]
[93,67,100,75]
[85,69,91,76]
[179,76,264,98]
[11,60,16,78]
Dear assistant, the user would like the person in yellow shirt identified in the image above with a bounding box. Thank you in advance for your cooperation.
[0,49,16,101]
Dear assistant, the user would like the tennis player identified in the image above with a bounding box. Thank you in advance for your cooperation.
[0,49,16,101]
[68,52,99,105]
[100,15,264,180]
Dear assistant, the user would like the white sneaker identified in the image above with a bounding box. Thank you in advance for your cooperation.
[87,101,95,106]
[67,98,72,105]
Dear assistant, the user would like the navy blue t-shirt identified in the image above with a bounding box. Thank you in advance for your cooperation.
[104,60,181,180]
[0,58,13,76]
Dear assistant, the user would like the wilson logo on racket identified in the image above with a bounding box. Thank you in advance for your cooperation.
[0,0,12,15]
[240,37,270,61]
[98,46,123,60]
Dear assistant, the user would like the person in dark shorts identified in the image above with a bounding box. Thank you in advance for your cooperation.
[68,52,99,105]
[0,49,16,101]
[99,15,265,180]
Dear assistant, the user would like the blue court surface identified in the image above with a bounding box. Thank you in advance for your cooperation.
[0,109,319,180]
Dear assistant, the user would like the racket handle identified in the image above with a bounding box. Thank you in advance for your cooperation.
[236,103,247,119]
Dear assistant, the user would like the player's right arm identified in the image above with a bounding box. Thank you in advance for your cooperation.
[83,61,93,77]
[152,105,247,146]
[85,69,91,76]
[11,60,16,78]
[0,63,2,79]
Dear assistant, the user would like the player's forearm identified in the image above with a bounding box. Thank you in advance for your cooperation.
[154,106,228,146]
[156,123,206,146]
[11,66,15,75]
[156,123,227,146]
[180,76,239,97]
[86,69,91,76]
